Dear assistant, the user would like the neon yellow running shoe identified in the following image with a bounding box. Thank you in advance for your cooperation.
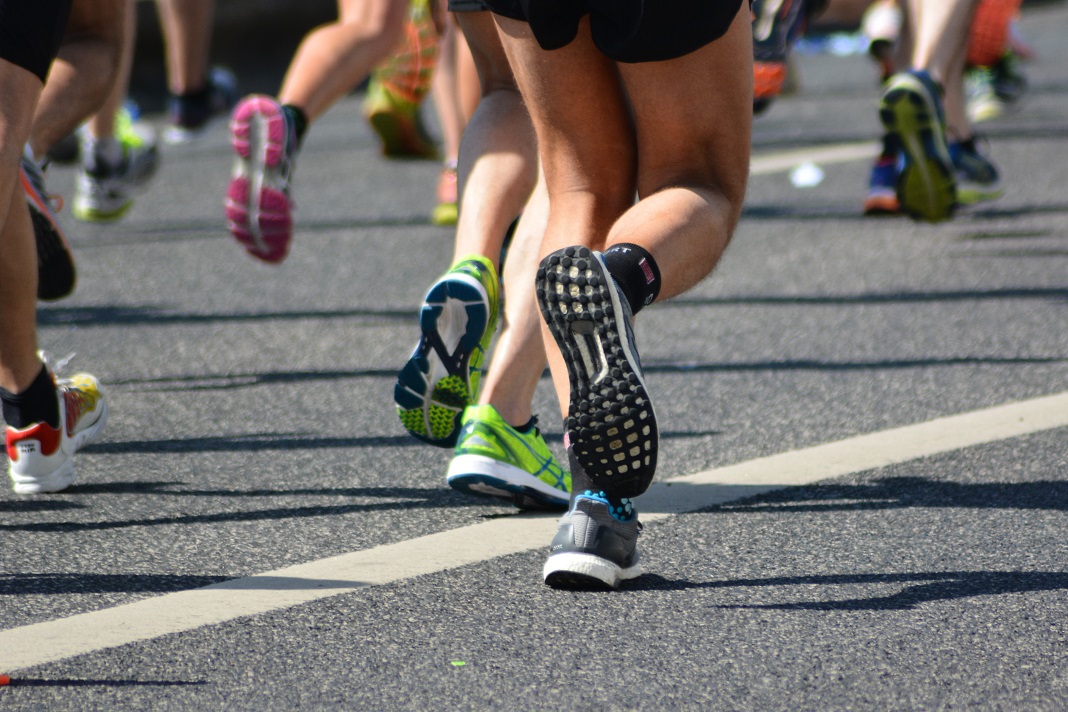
[447,405,571,510]
[395,256,500,447]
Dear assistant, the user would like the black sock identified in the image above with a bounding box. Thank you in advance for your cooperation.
[513,416,537,434]
[281,104,309,147]
[601,243,661,315]
[173,83,212,109]
[0,366,59,429]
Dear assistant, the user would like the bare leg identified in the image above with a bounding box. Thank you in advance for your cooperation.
[430,14,465,169]
[478,174,549,427]
[0,62,45,393]
[28,0,124,158]
[86,0,137,143]
[450,11,537,265]
[905,0,979,140]
[279,0,408,122]
[498,8,753,416]
[156,0,215,95]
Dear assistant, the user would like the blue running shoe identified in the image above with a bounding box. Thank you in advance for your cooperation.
[447,404,570,510]
[949,138,1003,206]
[879,70,957,222]
[543,488,642,590]
[395,256,500,447]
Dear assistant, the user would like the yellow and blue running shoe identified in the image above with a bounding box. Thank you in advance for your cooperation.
[447,405,571,510]
[395,256,500,447]
[879,69,957,223]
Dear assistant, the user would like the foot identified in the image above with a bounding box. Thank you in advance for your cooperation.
[363,78,439,160]
[429,165,457,226]
[6,373,108,494]
[535,246,658,498]
[879,70,957,223]
[226,95,297,264]
[164,67,239,145]
[543,488,641,590]
[447,404,570,510]
[395,256,500,447]
[20,154,76,301]
[73,107,160,223]
[950,139,1003,206]
[863,154,901,216]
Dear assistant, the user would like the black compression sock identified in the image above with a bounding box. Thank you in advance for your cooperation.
[0,366,59,429]
[281,104,309,147]
[601,242,661,315]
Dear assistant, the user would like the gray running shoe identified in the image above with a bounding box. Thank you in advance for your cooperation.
[543,488,641,589]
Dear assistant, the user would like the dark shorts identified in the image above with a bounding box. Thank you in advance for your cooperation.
[0,0,73,82]
[451,0,745,63]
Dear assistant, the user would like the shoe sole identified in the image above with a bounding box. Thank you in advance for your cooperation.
[536,246,657,498]
[22,167,77,301]
[10,397,108,495]
[226,97,292,264]
[879,76,957,223]
[395,273,490,447]
[543,551,641,590]
[447,454,569,510]
[72,195,134,223]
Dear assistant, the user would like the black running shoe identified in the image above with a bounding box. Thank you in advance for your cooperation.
[535,246,658,498]
[543,488,641,590]
[20,156,76,301]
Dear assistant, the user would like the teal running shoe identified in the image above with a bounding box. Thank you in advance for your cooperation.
[447,405,571,510]
[879,70,957,223]
[395,256,500,447]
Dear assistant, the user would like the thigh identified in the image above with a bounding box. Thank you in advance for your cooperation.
[618,3,753,204]
[495,15,635,210]
[65,0,124,43]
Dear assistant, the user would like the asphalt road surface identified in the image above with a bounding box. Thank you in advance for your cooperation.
[2,4,1067,709]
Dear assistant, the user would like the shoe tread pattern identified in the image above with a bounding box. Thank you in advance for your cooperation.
[536,246,657,497]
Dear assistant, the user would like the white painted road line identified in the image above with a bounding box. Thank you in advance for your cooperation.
[750,141,881,176]
[2,390,1066,672]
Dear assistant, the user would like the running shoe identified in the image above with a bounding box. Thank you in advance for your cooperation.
[751,0,809,114]
[73,106,160,223]
[226,95,297,264]
[6,372,108,494]
[991,52,1028,105]
[20,154,76,301]
[863,153,901,215]
[965,66,1004,124]
[430,165,457,226]
[543,487,642,590]
[363,0,439,159]
[164,67,239,145]
[950,139,1003,205]
[535,246,658,499]
[363,79,439,160]
[878,70,957,223]
[447,404,571,510]
[395,256,500,447]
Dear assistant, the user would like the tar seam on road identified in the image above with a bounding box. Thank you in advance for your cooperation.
[2,390,1066,672]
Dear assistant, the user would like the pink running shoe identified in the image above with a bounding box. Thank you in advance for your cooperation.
[225,95,296,264]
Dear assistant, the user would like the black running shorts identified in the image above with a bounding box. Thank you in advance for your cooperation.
[0,0,72,82]
[451,0,746,63]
